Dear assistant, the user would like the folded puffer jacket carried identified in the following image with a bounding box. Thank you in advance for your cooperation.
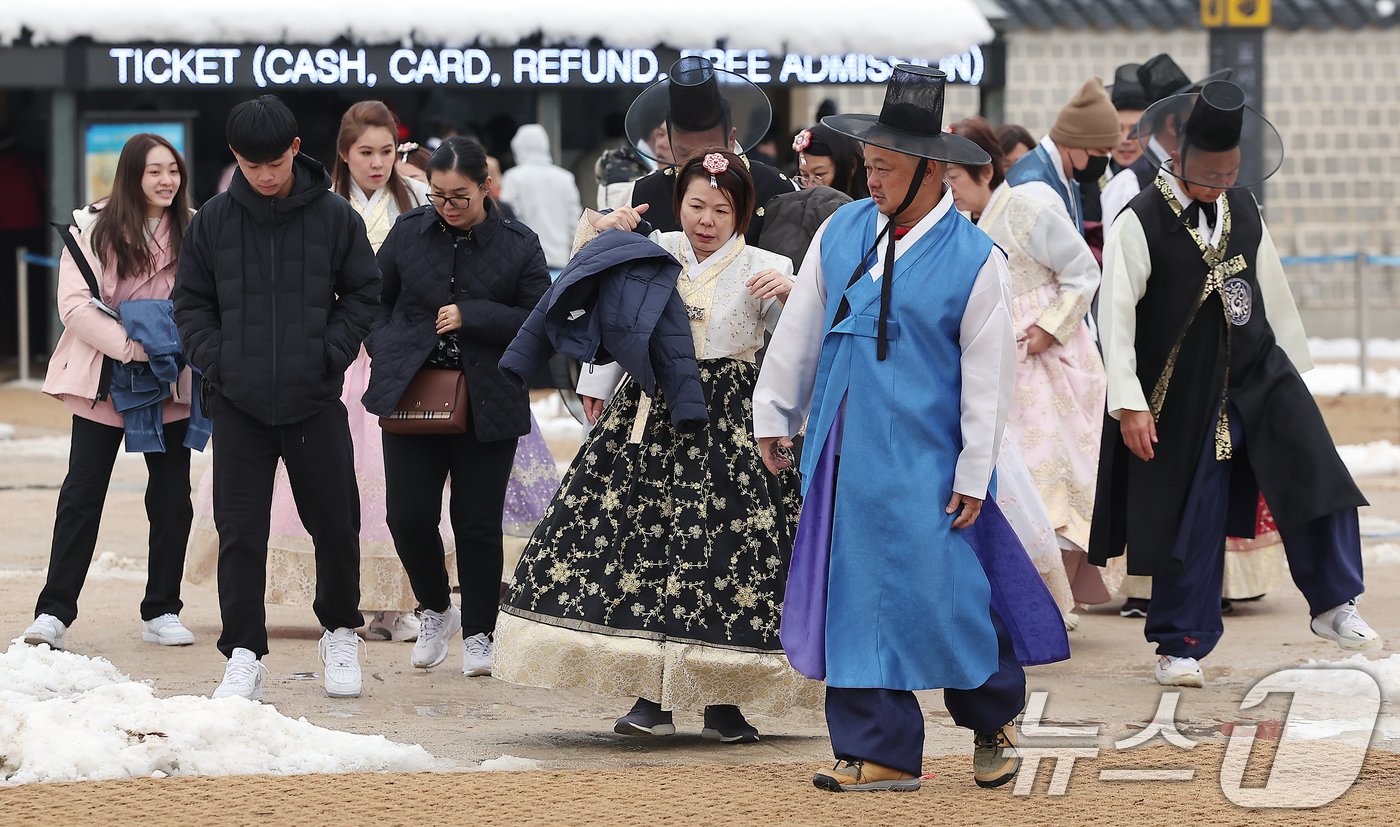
[499,229,707,432]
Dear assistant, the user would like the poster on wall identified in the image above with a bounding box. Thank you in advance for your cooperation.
[81,116,192,204]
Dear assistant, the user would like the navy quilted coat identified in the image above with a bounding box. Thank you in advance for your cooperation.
[362,201,550,443]
[498,229,707,433]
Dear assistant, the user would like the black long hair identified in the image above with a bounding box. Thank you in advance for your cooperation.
[89,133,191,281]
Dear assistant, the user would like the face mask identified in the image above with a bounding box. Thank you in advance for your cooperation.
[1074,153,1110,183]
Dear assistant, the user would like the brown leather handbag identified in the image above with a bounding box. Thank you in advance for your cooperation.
[379,368,469,435]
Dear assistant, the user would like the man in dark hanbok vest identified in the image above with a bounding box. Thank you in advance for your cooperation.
[755,65,1069,793]
[1090,81,1381,689]
[624,56,796,244]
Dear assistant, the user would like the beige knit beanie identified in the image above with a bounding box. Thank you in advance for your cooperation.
[1049,77,1121,149]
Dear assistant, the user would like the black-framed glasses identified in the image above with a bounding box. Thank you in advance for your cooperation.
[428,193,475,210]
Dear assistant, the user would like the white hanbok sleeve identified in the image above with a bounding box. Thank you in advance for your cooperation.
[1255,222,1314,373]
[954,248,1016,500]
[752,220,830,439]
[1098,210,1153,418]
[575,362,626,400]
[1099,170,1140,231]
[759,255,796,335]
[1024,202,1101,343]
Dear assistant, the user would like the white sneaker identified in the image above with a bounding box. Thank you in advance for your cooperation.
[1155,655,1205,688]
[412,605,461,669]
[463,632,493,677]
[391,612,421,642]
[366,611,419,641]
[22,614,66,649]
[141,613,195,646]
[213,647,267,700]
[319,628,364,698]
[1311,599,1383,651]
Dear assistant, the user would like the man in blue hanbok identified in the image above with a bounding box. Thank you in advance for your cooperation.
[755,65,1069,793]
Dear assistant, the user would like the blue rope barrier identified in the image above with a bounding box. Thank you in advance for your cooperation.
[20,253,60,268]
[1367,254,1400,268]
[1280,254,1360,266]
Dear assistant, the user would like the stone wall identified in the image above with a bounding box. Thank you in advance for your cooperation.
[808,27,1400,336]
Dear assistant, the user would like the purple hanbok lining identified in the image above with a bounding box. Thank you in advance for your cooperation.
[780,410,1070,681]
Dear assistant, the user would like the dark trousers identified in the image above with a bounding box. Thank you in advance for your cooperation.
[382,426,517,638]
[35,415,193,626]
[825,607,1027,777]
[212,396,363,657]
[1147,411,1365,660]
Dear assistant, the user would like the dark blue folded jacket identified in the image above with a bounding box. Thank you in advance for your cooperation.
[113,299,211,453]
[500,229,707,432]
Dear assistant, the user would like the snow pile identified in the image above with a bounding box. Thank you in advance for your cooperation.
[88,551,149,581]
[1303,364,1400,398]
[1309,338,1400,361]
[1338,441,1400,477]
[531,394,585,445]
[1363,544,1400,567]
[472,755,541,772]
[0,423,14,441]
[0,643,435,784]
[0,2,992,54]
[1250,654,1400,742]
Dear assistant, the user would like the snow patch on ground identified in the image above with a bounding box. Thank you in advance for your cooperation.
[531,394,586,445]
[1309,338,1400,361]
[1338,441,1400,478]
[0,643,435,784]
[472,755,542,772]
[1250,654,1400,742]
[1302,364,1400,398]
[1363,544,1400,567]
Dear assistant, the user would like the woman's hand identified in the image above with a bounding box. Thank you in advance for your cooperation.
[436,304,462,334]
[1021,324,1055,355]
[591,203,650,232]
[1120,409,1158,462]
[581,395,606,426]
[747,269,794,304]
[758,436,795,475]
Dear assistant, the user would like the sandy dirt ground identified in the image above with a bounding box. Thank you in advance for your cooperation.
[1,384,1398,824]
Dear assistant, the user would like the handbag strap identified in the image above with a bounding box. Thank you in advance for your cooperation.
[50,221,104,302]
[50,220,115,402]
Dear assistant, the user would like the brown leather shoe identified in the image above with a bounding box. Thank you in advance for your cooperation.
[973,724,1021,788]
[812,759,921,792]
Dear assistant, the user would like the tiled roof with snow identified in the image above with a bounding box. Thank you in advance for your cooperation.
[991,0,1398,31]
[0,1,994,55]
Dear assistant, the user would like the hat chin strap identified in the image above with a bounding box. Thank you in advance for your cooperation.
[874,157,928,360]
[833,157,929,362]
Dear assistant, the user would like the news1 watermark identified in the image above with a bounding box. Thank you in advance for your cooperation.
[1014,667,1384,807]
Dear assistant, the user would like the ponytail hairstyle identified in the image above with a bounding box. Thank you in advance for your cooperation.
[89,133,190,281]
[426,135,491,187]
[332,100,415,212]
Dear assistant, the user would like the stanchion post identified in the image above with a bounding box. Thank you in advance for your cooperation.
[1355,253,1368,392]
[16,246,30,384]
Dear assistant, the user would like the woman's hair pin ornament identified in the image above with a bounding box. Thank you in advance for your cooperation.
[702,152,729,188]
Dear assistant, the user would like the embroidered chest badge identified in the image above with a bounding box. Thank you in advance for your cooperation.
[1223,277,1252,326]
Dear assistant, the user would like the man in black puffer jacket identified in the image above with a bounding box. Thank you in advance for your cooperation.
[173,95,378,702]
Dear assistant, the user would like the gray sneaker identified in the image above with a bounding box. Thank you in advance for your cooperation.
[411,605,461,669]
